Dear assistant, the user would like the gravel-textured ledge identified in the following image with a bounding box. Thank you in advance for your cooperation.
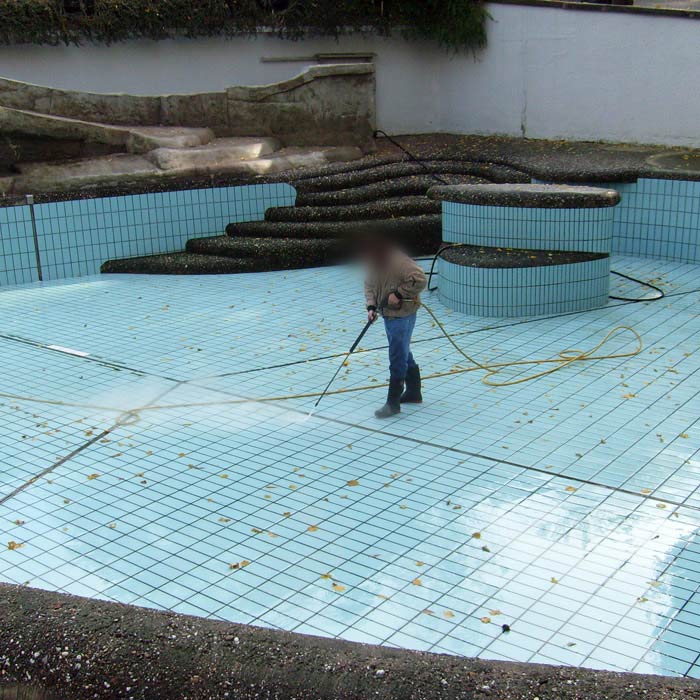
[429,183,621,208]
[1,584,698,700]
[100,252,262,275]
[226,214,442,247]
[186,235,346,264]
[293,161,530,194]
[265,196,440,222]
[295,174,487,207]
[441,244,608,268]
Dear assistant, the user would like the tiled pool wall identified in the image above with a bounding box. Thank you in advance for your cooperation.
[531,178,700,264]
[0,183,296,287]
[439,257,611,317]
[441,202,614,253]
[439,200,613,317]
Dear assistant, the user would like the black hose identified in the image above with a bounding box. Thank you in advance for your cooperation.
[609,269,665,302]
[373,129,450,185]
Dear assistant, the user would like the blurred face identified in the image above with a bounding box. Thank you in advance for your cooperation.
[356,231,391,268]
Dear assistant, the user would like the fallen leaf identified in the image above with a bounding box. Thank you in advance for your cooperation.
[489,609,502,616]
[87,474,100,480]
[320,573,333,580]
[347,480,360,487]
[443,610,455,619]
[472,532,481,539]
[415,561,425,567]
[307,525,319,532]
[411,578,422,586]
[7,541,24,551]
[565,486,577,493]
[480,616,491,624]
[218,517,231,524]
[229,560,250,570]
[332,583,346,592]
[551,577,559,584]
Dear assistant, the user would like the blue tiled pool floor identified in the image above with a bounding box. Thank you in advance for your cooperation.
[1,256,700,677]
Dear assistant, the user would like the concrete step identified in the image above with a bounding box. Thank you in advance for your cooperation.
[265,196,440,223]
[146,137,281,170]
[0,105,215,154]
[294,174,487,207]
[226,214,442,253]
[13,153,162,194]
[292,160,529,193]
[186,236,345,265]
[10,145,363,195]
[101,253,262,275]
[126,126,215,153]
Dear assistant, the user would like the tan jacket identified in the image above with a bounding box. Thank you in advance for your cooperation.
[364,250,427,318]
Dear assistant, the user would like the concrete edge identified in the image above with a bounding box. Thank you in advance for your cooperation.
[427,183,621,208]
[1,584,698,700]
[226,63,375,101]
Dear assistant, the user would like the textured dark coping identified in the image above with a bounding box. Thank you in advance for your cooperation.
[428,183,621,208]
[441,244,608,268]
[2,584,699,700]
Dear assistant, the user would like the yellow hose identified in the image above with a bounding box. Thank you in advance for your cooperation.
[0,302,642,421]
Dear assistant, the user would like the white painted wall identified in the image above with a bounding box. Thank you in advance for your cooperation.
[1,4,698,146]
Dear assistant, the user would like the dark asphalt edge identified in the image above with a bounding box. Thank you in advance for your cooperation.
[0,584,698,700]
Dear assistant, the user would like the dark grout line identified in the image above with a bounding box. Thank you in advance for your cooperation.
[0,428,114,507]
[0,383,182,508]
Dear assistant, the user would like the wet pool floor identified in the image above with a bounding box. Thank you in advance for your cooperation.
[1,256,700,677]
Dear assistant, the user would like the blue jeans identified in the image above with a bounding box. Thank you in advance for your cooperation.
[384,313,418,381]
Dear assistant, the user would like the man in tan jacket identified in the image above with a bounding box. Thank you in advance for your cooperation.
[364,241,427,418]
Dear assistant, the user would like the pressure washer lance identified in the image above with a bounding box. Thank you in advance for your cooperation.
[313,315,376,409]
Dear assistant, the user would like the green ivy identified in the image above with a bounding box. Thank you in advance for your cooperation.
[0,0,488,51]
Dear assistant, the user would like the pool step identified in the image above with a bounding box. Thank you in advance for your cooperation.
[292,160,528,193]
[101,253,263,275]
[186,236,346,266]
[225,215,442,251]
[265,196,440,222]
[294,174,487,207]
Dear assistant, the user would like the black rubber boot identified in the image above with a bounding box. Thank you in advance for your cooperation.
[375,378,404,419]
[401,364,423,404]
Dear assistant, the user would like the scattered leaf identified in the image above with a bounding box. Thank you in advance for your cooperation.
[307,525,319,532]
[443,610,455,619]
[480,616,491,624]
[332,583,346,592]
[229,560,250,570]
[7,541,24,551]
[218,517,231,524]
[472,532,481,539]
[347,480,360,487]
[565,486,577,493]
[87,474,100,480]
[551,577,559,584]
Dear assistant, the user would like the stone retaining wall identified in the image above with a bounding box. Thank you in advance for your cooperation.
[0,64,375,148]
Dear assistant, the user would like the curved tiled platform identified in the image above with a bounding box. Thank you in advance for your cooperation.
[429,184,620,317]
